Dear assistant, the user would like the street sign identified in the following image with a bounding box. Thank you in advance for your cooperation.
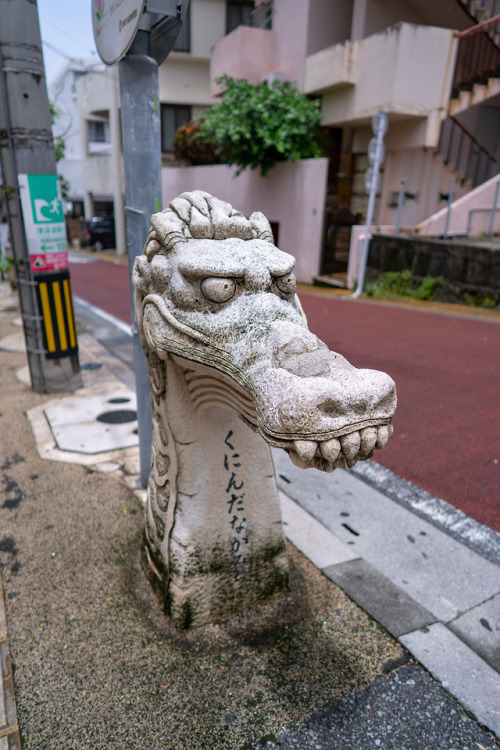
[18,174,68,272]
[364,167,380,194]
[353,111,389,297]
[368,136,385,166]
[372,110,388,136]
[92,0,146,65]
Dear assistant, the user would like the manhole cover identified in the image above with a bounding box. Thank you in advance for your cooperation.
[108,397,130,404]
[96,409,137,424]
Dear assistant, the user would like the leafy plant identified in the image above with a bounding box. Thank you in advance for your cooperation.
[365,270,444,301]
[0,253,18,281]
[196,76,323,177]
[49,100,66,162]
[174,120,223,165]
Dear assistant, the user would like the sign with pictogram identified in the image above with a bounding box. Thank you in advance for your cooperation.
[92,0,146,65]
[18,174,69,272]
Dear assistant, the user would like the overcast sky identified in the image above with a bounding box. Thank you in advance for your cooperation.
[37,0,99,83]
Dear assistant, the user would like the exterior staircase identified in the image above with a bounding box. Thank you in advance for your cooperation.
[448,13,500,116]
[455,0,500,25]
[436,8,500,190]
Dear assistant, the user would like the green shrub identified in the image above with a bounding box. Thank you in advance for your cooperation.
[195,76,323,177]
[365,270,444,301]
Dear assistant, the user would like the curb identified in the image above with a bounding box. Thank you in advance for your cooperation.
[0,578,21,750]
[276,470,500,738]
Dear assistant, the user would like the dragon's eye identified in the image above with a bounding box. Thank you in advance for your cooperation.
[201,277,236,303]
[275,273,296,295]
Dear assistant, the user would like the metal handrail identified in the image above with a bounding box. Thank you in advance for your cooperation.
[450,116,497,163]
[437,116,497,187]
[455,13,500,38]
[452,26,500,97]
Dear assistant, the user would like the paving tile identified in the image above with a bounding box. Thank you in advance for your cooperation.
[323,558,436,638]
[400,622,500,737]
[279,491,359,570]
[273,449,500,622]
[44,389,138,454]
[448,592,500,673]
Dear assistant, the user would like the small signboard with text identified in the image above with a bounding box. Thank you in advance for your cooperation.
[92,0,146,65]
[18,173,68,272]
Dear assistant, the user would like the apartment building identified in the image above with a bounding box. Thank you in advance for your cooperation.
[211,0,500,272]
[50,0,237,254]
[51,0,500,269]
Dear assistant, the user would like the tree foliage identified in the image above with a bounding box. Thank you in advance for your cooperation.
[189,77,323,177]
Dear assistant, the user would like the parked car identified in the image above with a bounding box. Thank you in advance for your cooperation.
[86,216,116,251]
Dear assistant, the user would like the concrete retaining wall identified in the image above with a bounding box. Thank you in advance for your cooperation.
[369,234,500,289]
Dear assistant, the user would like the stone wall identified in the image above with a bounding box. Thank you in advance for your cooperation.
[369,234,500,290]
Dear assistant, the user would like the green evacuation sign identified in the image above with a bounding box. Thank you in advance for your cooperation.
[18,174,68,272]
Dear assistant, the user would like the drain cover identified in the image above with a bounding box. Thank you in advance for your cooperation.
[96,409,137,424]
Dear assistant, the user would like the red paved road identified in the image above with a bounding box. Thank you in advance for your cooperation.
[70,258,500,532]
[300,293,500,533]
[71,258,132,323]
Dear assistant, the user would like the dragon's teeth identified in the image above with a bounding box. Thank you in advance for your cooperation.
[360,426,377,456]
[340,431,361,460]
[319,437,341,462]
[293,440,318,461]
[375,425,390,449]
[288,450,312,469]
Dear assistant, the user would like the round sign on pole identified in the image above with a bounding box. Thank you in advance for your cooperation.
[364,167,380,195]
[92,0,146,65]
[371,110,388,136]
[367,136,385,166]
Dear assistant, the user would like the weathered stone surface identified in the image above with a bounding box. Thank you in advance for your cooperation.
[133,191,396,629]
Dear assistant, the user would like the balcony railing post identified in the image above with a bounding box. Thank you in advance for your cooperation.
[488,180,500,238]
[444,178,455,238]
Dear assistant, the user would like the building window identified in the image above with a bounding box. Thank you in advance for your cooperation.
[161,104,192,152]
[226,0,254,35]
[88,120,106,143]
[173,5,190,51]
[87,120,111,155]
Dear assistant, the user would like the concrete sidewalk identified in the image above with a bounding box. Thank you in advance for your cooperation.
[0,278,499,749]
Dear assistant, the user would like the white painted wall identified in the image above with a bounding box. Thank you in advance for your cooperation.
[306,23,457,149]
[162,159,329,284]
[49,61,98,203]
[159,58,217,106]
[190,0,226,58]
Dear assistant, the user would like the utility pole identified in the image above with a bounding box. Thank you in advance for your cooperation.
[0,0,81,393]
[92,0,188,485]
[119,45,160,487]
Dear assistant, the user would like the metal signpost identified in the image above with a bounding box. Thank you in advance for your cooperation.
[0,0,81,393]
[351,111,388,299]
[92,0,188,485]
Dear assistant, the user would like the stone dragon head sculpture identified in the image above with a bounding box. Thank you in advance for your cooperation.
[133,191,396,630]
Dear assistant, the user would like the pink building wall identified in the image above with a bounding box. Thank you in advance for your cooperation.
[162,159,329,284]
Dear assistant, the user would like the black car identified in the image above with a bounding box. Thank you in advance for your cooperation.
[86,216,116,251]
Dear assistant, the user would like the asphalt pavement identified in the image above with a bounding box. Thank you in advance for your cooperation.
[0,275,499,749]
[67,249,500,533]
